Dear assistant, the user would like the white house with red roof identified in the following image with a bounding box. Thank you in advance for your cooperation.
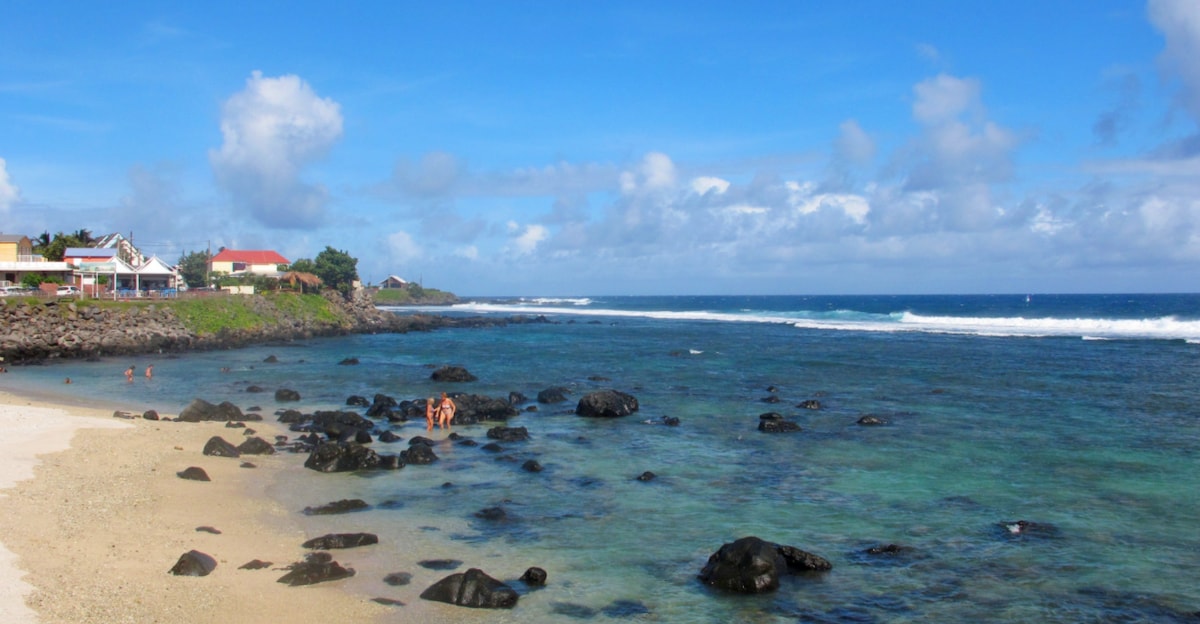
[209,249,291,277]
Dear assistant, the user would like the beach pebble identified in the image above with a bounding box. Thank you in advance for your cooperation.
[176,466,210,482]
[169,550,217,577]
[520,567,547,585]
[383,572,412,586]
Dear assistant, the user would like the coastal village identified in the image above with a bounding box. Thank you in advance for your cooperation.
[0,232,412,298]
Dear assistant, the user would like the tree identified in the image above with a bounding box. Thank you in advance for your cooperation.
[41,232,85,261]
[289,258,317,274]
[176,249,212,288]
[313,246,359,296]
[32,231,51,253]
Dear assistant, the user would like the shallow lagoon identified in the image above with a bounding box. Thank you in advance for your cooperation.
[9,294,1200,622]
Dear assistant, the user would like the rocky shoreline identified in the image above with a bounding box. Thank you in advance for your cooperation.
[0,292,547,364]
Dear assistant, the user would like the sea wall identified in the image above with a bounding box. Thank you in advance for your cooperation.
[0,292,541,364]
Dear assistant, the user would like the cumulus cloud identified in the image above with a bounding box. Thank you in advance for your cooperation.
[619,152,677,194]
[912,74,981,125]
[384,152,617,199]
[834,119,876,165]
[0,157,19,214]
[881,73,1020,232]
[505,222,549,256]
[386,230,421,264]
[1150,0,1200,123]
[691,176,730,195]
[209,71,343,229]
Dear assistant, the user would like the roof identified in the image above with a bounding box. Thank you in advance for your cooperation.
[211,249,291,265]
[91,233,127,249]
[136,255,177,275]
[0,235,30,243]
[65,248,117,258]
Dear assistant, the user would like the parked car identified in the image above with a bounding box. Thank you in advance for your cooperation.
[0,286,36,297]
[56,285,81,296]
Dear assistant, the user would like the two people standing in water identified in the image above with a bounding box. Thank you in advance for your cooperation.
[124,364,153,382]
[425,392,457,431]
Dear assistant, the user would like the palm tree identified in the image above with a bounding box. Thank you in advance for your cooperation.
[33,231,51,252]
[72,229,94,246]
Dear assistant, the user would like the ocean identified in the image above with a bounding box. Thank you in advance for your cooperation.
[6,294,1200,622]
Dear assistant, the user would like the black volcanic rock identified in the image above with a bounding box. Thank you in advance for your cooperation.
[575,390,639,418]
[419,568,518,609]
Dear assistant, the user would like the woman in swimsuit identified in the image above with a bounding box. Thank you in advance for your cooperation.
[437,392,457,429]
[425,397,436,431]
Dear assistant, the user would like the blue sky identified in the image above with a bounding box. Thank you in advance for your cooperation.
[2,1,1198,295]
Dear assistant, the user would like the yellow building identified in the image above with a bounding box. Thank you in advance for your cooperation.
[0,235,33,262]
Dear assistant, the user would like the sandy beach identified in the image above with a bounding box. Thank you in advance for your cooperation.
[0,389,391,624]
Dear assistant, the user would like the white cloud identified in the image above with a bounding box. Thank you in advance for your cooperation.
[454,245,479,260]
[785,181,870,224]
[507,223,549,256]
[209,71,343,229]
[1150,0,1200,122]
[385,153,618,199]
[912,74,981,125]
[386,230,421,264]
[0,157,19,213]
[620,152,677,194]
[691,176,730,195]
[834,119,876,165]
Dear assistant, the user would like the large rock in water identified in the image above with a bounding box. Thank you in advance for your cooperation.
[419,568,518,609]
[447,394,518,424]
[698,536,831,593]
[431,365,477,382]
[575,390,639,418]
[178,398,259,422]
[303,441,383,472]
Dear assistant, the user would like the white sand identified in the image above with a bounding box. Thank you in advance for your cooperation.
[0,398,130,624]
[0,390,391,623]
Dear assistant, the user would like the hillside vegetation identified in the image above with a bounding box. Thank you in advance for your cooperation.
[371,286,458,306]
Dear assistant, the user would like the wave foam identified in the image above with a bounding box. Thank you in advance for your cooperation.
[397,302,1200,342]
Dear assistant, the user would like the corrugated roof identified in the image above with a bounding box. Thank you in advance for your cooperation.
[211,249,291,265]
[65,248,117,258]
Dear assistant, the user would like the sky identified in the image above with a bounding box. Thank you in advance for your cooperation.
[2,1,1199,296]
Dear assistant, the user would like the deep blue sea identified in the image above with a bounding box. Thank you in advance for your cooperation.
[6,294,1200,622]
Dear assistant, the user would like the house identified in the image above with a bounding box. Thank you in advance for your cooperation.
[210,250,291,277]
[0,235,33,262]
[64,247,118,266]
[68,248,181,296]
[380,275,410,289]
[0,234,72,287]
[91,232,146,266]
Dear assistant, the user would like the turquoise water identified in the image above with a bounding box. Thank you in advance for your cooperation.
[5,294,1200,622]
